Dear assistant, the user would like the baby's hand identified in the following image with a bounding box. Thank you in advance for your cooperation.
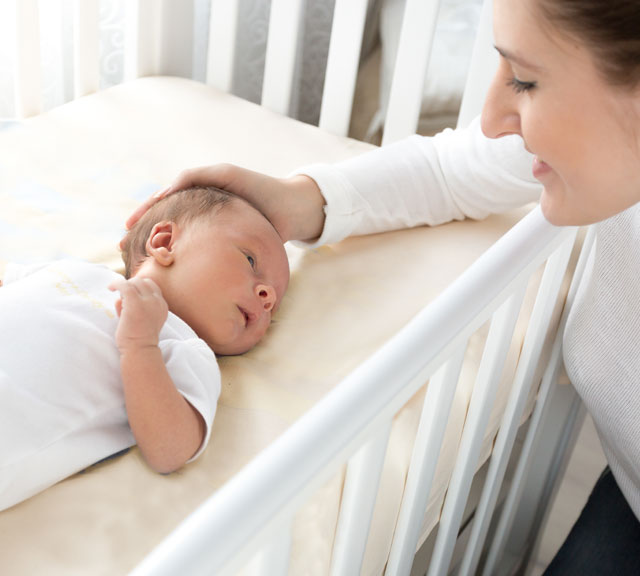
[108,277,168,353]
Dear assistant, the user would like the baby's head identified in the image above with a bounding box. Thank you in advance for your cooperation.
[121,186,290,355]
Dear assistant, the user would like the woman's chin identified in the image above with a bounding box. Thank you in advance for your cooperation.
[539,194,568,226]
[540,196,605,227]
[540,188,583,227]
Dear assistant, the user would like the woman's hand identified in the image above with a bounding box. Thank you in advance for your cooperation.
[124,164,326,243]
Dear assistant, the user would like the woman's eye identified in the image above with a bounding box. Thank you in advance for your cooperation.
[507,77,537,94]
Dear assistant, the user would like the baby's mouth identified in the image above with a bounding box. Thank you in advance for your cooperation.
[238,306,249,327]
[238,306,258,327]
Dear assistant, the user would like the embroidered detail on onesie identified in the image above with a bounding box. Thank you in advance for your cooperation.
[51,266,115,318]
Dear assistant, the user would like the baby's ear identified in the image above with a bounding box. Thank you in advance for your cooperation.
[146,221,177,267]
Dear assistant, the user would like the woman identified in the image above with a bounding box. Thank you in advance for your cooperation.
[128,0,640,572]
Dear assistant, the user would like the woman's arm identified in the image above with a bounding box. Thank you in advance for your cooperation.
[295,116,542,246]
[109,276,205,474]
[126,165,326,244]
[126,117,541,246]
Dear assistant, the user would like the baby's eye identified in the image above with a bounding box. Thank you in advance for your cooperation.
[246,254,256,269]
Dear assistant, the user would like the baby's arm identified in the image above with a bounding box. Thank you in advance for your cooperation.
[109,277,205,474]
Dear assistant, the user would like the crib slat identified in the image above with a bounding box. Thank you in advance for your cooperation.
[459,232,576,576]
[318,0,368,136]
[14,0,42,117]
[255,520,292,576]
[124,0,161,80]
[382,0,441,145]
[480,229,594,576]
[73,0,99,98]
[130,210,575,576]
[207,0,240,91]
[37,0,67,110]
[456,0,497,129]
[261,0,304,115]
[386,345,467,576]
[330,422,392,576]
[156,0,194,77]
[426,282,528,576]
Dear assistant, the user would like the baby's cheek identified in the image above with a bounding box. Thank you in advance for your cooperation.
[202,317,239,352]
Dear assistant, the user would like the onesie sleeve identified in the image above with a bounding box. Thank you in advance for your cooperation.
[159,338,221,461]
[293,115,542,248]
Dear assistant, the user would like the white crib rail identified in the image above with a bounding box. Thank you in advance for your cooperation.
[318,0,369,136]
[260,0,304,116]
[330,422,392,575]
[13,0,42,117]
[206,0,239,92]
[10,2,583,573]
[382,0,442,145]
[478,226,596,576]
[73,0,99,98]
[457,0,497,129]
[124,0,162,81]
[129,208,579,576]
[11,0,485,143]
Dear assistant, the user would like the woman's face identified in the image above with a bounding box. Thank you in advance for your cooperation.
[481,0,640,226]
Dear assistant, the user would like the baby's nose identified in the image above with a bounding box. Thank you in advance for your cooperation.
[255,284,276,312]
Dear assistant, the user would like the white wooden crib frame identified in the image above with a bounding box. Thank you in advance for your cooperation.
[9,0,591,574]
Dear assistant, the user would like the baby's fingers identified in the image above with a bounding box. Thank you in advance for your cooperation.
[110,277,162,299]
[109,276,136,299]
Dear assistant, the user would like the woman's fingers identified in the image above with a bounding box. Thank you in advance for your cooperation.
[124,190,166,231]
[167,165,240,199]
[123,165,235,234]
[121,163,325,247]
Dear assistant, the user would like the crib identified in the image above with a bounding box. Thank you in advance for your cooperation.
[0,1,591,575]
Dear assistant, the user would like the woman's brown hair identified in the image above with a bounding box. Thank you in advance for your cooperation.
[539,0,640,89]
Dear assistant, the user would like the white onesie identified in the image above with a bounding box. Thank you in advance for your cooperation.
[0,259,220,511]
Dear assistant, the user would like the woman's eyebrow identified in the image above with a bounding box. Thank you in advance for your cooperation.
[494,45,544,72]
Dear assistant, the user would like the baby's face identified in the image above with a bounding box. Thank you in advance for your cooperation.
[169,200,290,355]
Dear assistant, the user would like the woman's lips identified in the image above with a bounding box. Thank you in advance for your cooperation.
[532,156,552,179]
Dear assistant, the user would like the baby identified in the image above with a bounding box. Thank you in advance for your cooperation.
[0,186,289,511]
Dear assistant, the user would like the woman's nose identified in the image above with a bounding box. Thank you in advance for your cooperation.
[255,284,276,312]
[480,63,522,139]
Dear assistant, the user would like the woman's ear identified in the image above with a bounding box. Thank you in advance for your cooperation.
[146,221,177,267]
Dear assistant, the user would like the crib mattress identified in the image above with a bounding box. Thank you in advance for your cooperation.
[0,77,538,575]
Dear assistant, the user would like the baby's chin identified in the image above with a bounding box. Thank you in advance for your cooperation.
[209,337,260,357]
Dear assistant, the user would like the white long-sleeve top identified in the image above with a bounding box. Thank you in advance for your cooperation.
[299,117,640,519]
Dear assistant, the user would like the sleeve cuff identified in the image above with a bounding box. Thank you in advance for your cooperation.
[288,164,363,249]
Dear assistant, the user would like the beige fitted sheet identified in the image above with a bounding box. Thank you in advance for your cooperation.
[0,77,539,575]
